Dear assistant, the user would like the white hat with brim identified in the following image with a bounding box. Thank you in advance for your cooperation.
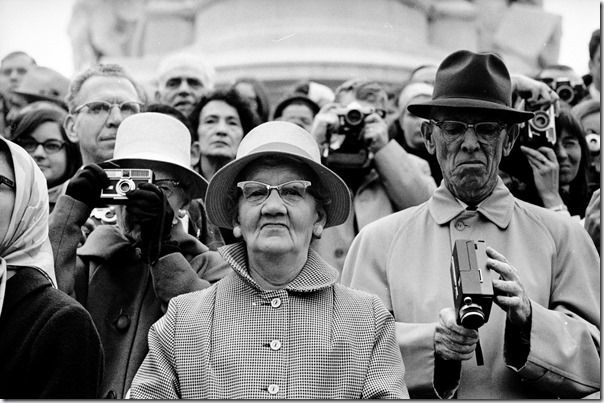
[100,112,208,199]
[206,121,351,229]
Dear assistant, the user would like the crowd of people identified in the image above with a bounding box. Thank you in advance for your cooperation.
[0,27,600,399]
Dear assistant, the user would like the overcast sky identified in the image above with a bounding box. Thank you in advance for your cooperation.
[0,0,600,78]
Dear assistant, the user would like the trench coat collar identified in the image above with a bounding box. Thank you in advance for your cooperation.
[428,176,514,229]
[219,242,338,293]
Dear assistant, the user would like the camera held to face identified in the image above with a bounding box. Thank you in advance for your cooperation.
[450,240,493,330]
[539,77,587,106]
[516,98,557,149]
[99,168,154,204]
[322,104,375,174]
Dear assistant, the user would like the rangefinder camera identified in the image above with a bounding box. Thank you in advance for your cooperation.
[516,98,557,149]
[336,106,372,138]
[450,240,493,329]
[99,168,154,204]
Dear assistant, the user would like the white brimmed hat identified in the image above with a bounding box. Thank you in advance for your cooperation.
[103,112,208,199]
[205,121,351,229]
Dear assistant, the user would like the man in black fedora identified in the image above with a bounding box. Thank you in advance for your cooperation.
[341,50,600,399]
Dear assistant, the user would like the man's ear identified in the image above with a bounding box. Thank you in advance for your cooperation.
[421,120,436,154]
[63,114,79,143]
[502,124,520,157]
[190,141,201,169]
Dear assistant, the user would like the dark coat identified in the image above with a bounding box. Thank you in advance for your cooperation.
[0,266,104,398]
[49,195,230,398]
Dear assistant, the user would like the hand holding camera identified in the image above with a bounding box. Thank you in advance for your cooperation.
[66,164,111,209]
[487,247,532,327]
[434,307,479,362]
[520,145,563,207]
[126,182,176,264]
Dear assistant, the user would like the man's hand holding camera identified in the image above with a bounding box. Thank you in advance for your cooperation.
[487,247,532,327]
[436,246,531,363]
[361,110,389,154]
[434,308,479,361]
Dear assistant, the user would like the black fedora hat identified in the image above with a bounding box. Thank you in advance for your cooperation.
[408,50,533,123]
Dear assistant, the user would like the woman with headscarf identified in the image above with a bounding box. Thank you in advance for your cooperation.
[130,121,408,399]
[0,136,103,398]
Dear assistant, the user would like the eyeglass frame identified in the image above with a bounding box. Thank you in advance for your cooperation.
[154,179,182,198]
[15,138,66,154]
[236,180,312,205]
[72,100,144,116]
[429,119,509,139]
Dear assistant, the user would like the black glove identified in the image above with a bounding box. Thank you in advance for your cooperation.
[65,164,110,208]
[126,182,176,264]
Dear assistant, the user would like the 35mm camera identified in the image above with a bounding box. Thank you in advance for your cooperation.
[99,168,154,204]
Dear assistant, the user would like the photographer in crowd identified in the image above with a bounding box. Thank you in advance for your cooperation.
[310,79,436,271]
[501,102,593,218]
[49,113,229,398]
[341,50,600,398]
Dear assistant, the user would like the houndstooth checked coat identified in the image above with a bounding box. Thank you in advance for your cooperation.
[130,242,408,399]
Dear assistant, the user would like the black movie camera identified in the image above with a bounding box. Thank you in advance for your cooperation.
[516,98,557,149]
[450,240,493,330]
[99,168,154,204]
[322,105,375,174]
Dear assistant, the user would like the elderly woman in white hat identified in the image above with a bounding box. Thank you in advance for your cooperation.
[48,112,230,399]
[129,121,408,399]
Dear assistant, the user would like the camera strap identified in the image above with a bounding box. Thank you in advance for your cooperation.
[475,337,484,366]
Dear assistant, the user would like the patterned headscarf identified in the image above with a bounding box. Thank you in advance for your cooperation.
[0,137,55,316]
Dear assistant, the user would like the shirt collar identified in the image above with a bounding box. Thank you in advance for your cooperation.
[428,177,514,229]
[219,242,338,293]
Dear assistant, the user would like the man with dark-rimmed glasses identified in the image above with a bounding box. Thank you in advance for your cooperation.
[63,63,146,166]
[341,50,600,399]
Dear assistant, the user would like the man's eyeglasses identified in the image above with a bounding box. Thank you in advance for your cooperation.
[430,120,507,139]
[0,175,15,190]
[73,100,143,117]
[237,180,312,205]
[16,138,66,154]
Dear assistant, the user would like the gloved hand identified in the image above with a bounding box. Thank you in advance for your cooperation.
[65,164,110,208]
[125,182,175,264]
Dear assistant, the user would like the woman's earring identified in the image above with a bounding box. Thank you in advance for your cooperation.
[313,224,323,238]
[233,225,242,238]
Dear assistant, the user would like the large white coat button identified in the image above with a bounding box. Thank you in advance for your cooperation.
[271,297,282,308]
[455,220,465,231]
[270,339,282,350]
[268,384,279,394]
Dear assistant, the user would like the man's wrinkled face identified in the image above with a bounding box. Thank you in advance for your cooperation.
[423,108,516,205]
[157,67,208,117]
[65,76,143,165]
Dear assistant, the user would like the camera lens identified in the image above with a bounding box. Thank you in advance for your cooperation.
[115,178,135,195]
[459,303,486,329]
[585,133,601,155]
[345,109,364,126]
[556,85,574,104]
[529,110,551,131]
